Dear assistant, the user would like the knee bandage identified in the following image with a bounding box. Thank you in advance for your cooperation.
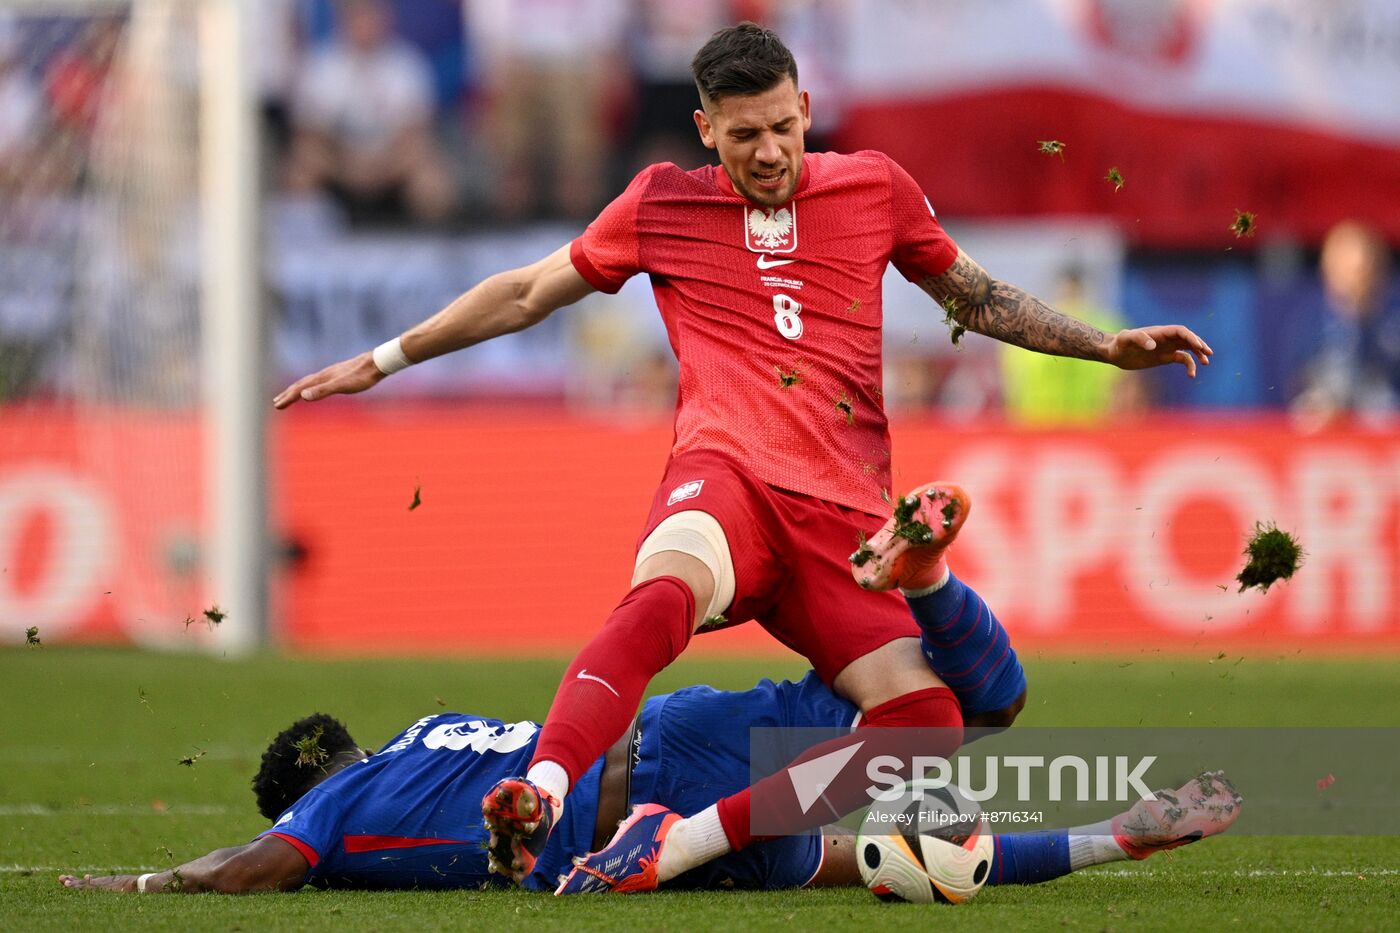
[633,510,735,621]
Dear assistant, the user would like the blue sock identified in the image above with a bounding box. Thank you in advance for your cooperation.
[906,572,1024,716]
[988,831,1072,885]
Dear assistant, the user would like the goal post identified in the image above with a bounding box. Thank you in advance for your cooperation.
[0,0,266,654]
[197,0,265,656]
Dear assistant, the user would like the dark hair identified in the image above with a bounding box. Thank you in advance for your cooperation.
[691,22,798,104]
[252,712,359,821]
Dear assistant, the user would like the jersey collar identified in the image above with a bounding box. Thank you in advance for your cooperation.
[713,156,813,204]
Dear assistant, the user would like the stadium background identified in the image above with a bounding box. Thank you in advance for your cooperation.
[1,0,1398,659]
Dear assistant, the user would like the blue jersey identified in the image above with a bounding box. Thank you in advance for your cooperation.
[259,672,858,891]
[258,712,603,890]
[632,672,858,891]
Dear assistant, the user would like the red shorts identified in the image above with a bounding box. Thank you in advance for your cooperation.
[638,449,918,684]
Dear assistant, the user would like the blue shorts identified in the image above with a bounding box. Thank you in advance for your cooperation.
[631,673,856,890]
[550,662,1020,892]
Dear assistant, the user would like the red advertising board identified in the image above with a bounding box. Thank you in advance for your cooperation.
[2,405,1397,655]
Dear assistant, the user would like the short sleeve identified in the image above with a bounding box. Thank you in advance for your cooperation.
[569,166,653,294]
[256,787,340,870]
[884,155,959,284]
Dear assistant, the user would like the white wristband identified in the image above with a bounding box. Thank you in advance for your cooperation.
[136,872,155,892]
[372,337,413,375]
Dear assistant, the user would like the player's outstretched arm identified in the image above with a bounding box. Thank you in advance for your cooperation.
[918,250,1213,377]
[59,836,308,894]
[273,244,595,408]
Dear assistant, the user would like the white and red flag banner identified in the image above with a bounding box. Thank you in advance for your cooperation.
[833,0,1400,245]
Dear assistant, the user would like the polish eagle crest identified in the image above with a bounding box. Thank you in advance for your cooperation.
[747,206,794,251]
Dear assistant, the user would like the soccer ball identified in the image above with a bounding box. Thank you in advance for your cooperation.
[856,780,993,904]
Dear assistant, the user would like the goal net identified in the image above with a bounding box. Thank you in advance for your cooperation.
[0,0,263,653]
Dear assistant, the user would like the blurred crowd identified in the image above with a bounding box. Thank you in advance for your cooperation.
[0,15,121,194]
[2,0,841,224]
[262,0,840,227]
[0,2,1396,425]
[1290,221,1400,430]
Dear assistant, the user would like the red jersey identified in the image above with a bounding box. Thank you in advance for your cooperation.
[569,150,958,516]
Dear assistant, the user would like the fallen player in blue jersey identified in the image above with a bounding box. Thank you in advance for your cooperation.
[59,671,1240,895]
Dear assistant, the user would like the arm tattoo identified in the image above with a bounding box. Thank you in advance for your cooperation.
[918,253,1108,361]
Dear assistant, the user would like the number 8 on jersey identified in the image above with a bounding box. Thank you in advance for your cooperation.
[773,293,803,339]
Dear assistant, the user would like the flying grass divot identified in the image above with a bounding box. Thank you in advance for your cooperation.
[185,605,226,632]
[941,297,967,347]
[774,364,803,389]
[848,489,947,568]
[1236,522,1303,594]
[850,532,875,568]
[834,391,854,425]
[294,726,330,769]
[891,491,935,546]
[1230,210,1257,238]
[25,625,41,647]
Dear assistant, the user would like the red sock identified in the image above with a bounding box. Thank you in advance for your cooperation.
[530,576,694,787]
[717,687,962,850]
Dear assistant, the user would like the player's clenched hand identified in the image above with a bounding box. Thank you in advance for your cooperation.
[1103,325,1213,378]
[273,352,385,409]
[59,873,136,892]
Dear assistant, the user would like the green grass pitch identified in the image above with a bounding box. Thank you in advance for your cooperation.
[2,647,1397,931]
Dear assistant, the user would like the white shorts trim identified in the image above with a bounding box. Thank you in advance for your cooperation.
[633,510,735,621]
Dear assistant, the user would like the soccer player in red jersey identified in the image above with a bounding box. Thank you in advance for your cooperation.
[275,23,1212,892]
